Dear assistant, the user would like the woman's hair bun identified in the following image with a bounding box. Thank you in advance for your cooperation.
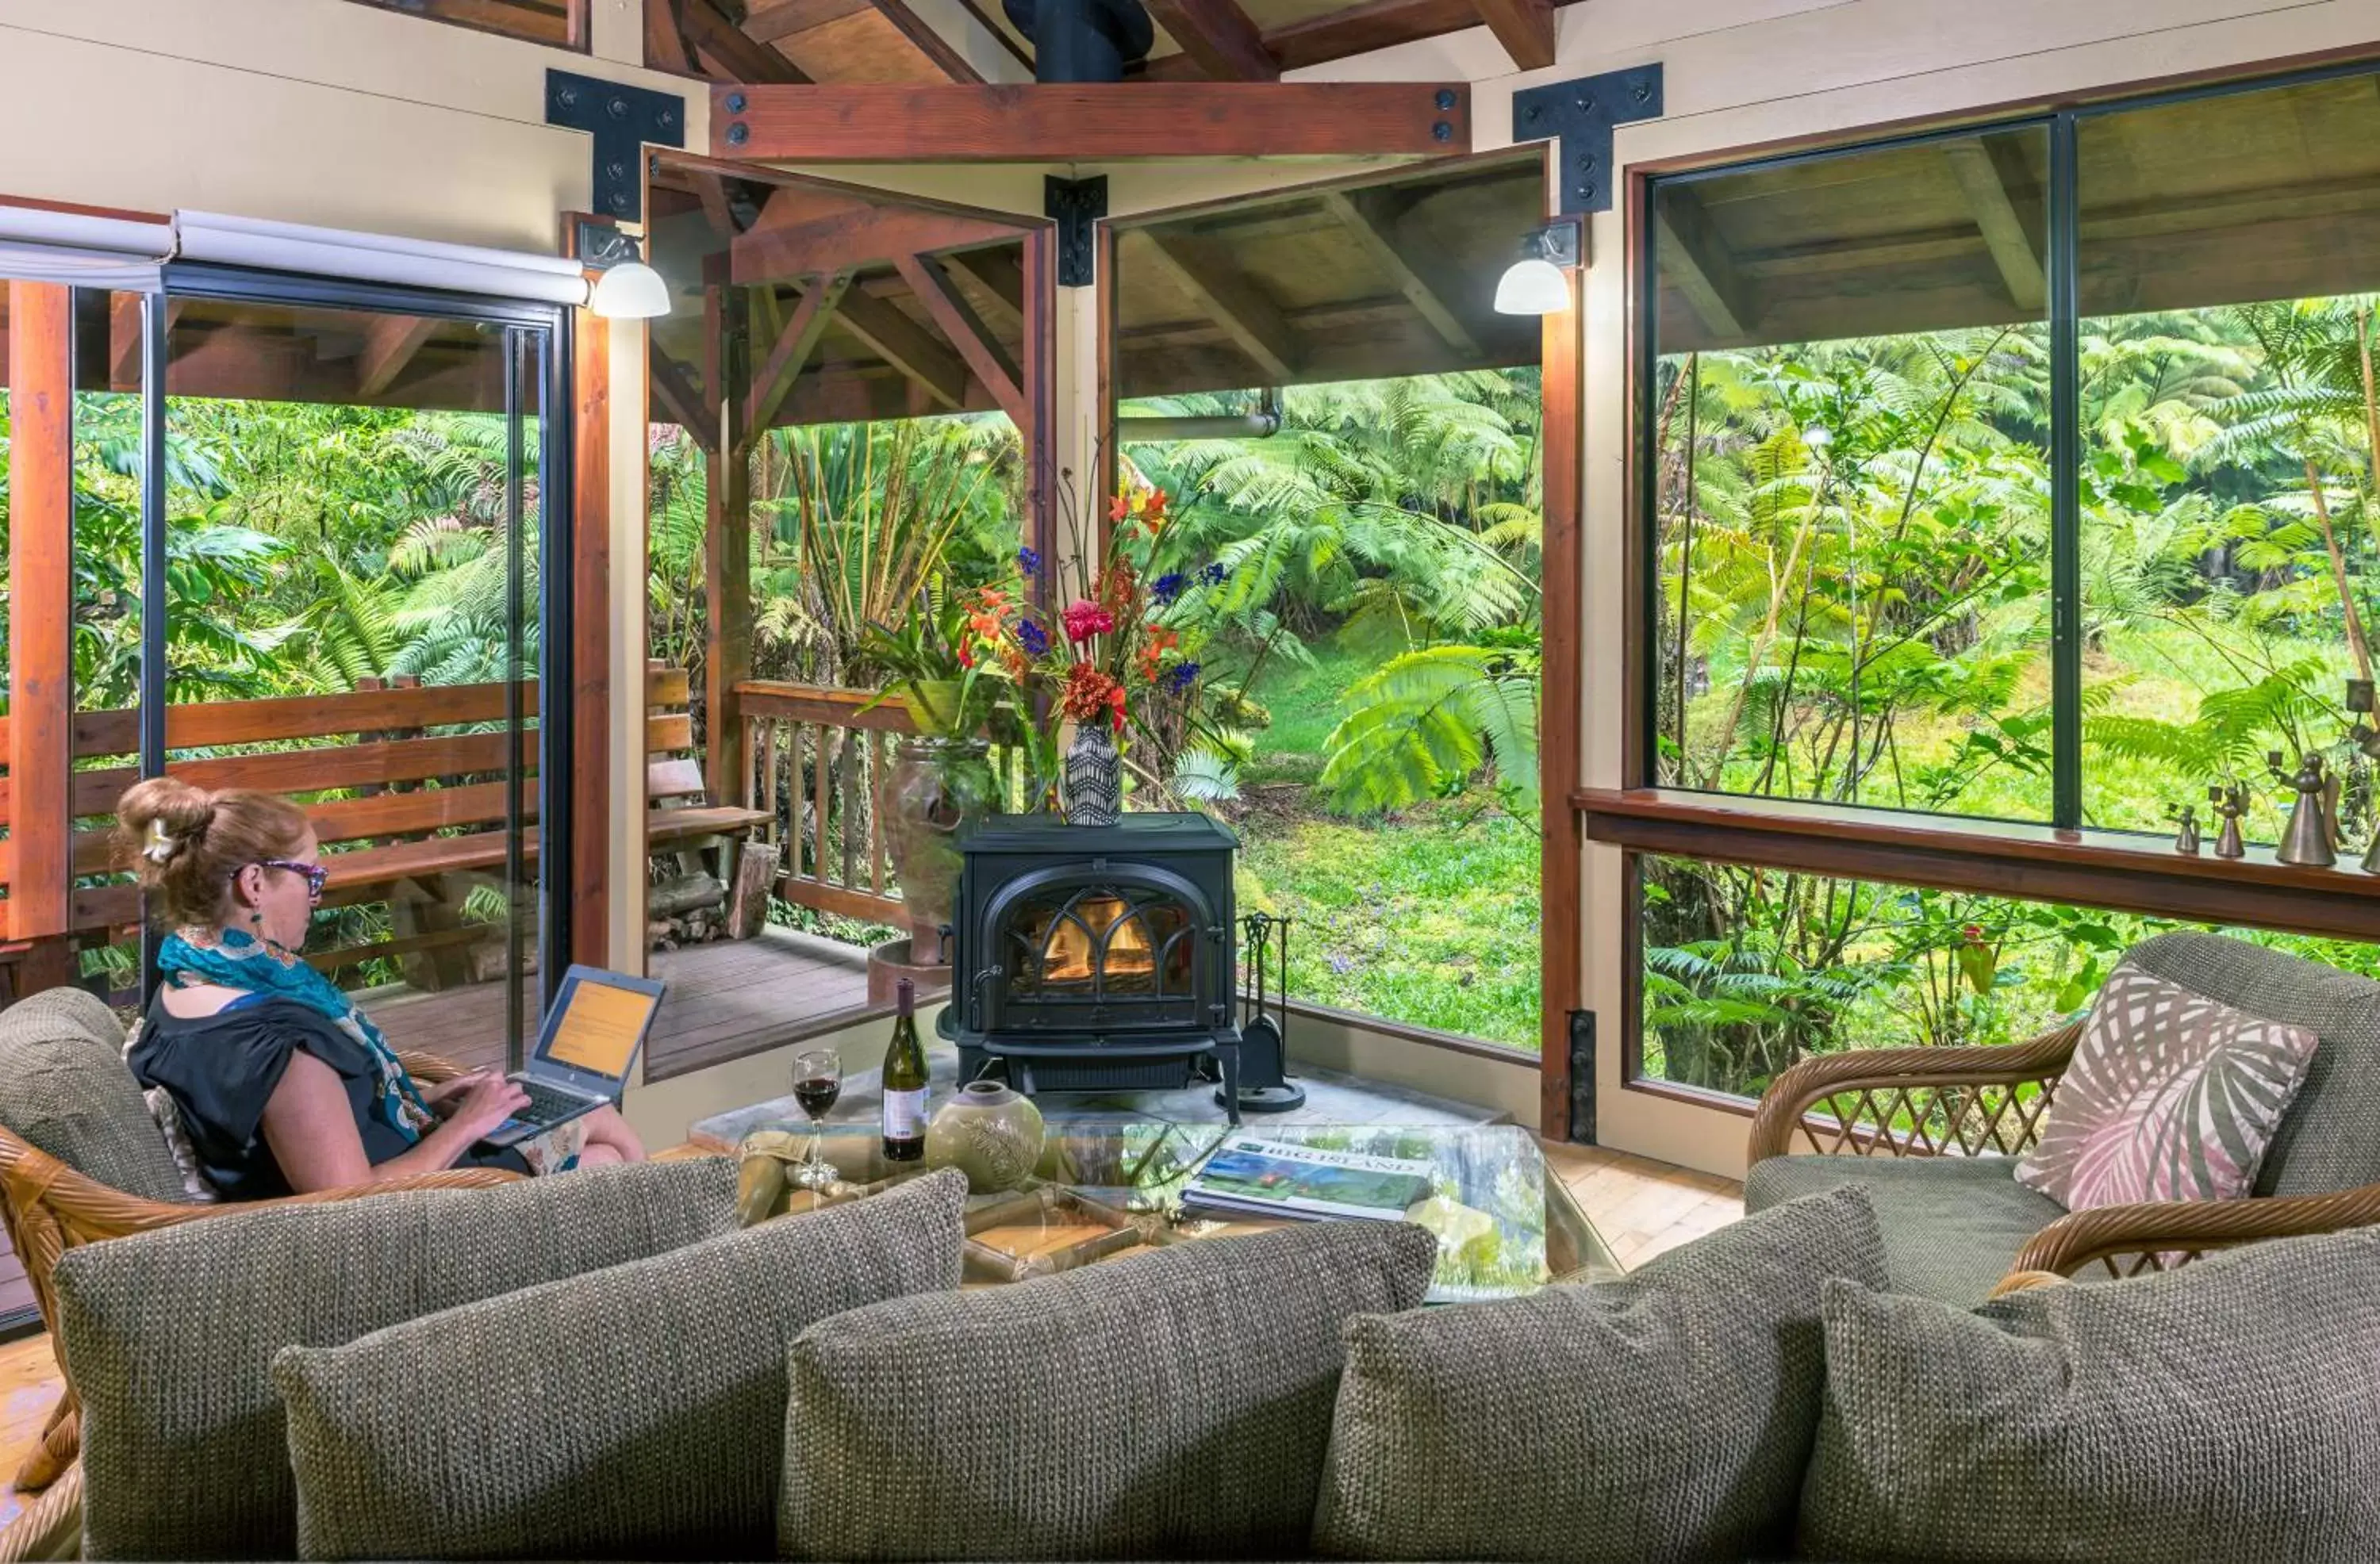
[117,776,218,864]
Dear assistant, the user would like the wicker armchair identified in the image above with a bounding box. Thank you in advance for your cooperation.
[0,987,519,1493]
[1744,931,2380,1305]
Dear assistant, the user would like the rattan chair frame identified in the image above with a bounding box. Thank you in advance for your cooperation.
[1746,1020,2380,1286]
[0,1049,521,1493]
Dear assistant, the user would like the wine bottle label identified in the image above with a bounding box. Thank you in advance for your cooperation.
[882,1087,928,1140]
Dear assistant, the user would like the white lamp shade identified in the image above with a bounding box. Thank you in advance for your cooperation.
[1494,256,1572,316]
[589,260,672,320]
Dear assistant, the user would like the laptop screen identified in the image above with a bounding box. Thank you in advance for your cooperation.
[539,971,659,1079]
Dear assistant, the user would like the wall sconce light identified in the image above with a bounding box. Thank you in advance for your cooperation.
[1494,220,1582,316]
[577,218,671,320]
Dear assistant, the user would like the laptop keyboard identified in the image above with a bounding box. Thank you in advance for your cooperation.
[515,1079,595,1125]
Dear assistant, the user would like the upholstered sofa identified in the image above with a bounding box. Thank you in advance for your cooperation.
[6,1147,2373,1563]
[1741,931,2380,1305]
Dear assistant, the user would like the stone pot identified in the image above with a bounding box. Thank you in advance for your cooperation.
[877,736,997,966]
[924,1079,1046,1193]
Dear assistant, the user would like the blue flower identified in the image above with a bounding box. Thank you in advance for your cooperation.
[1152,571,1187,605]
[1015,619,1051,657]
[1199,562,1228,587]
[1017,546,1042,575]
[1165,661,1200,694]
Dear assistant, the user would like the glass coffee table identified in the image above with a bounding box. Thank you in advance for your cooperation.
[726,1117,1622,1301]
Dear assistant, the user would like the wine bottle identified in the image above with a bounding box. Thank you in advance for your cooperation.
[881,978,928,1163]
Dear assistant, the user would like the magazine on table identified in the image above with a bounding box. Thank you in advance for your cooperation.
[1180,1134,1434,1223]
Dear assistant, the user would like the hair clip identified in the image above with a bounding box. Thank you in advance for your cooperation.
[141,818,182,864]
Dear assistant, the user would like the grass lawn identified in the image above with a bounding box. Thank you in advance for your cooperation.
[1224,630,1543,1052]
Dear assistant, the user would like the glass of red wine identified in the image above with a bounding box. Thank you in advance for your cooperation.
[790,1047,843,1191]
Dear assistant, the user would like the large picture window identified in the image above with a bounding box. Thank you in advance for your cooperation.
[1644,65,2380,845]
[1631,62,2380,1102]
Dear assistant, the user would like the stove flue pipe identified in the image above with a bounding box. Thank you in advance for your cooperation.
[1115,389,1284,443]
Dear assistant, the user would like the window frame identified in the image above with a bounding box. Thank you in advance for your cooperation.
[1617,53,2380,1106]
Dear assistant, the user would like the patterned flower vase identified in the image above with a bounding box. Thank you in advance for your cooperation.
[1064,722,1123,826]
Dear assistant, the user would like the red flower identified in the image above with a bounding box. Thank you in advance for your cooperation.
[1061,661,1121,723]
[1061,599,1115,644]
[1144,487,1169,522]
[1108,493,1132,523]
[1107,682,1128,732]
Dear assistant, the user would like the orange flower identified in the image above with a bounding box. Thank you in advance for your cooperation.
[1108,493,1132,523]
[1144,488,1169,522]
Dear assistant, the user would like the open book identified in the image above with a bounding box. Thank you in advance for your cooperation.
[1180,1134,1434,1223]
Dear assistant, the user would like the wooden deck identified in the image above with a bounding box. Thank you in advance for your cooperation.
[368,928,877,1081]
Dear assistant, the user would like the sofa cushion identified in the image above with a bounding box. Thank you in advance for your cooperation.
[2127,931,2380,1196]
[53,1155,739,1560]
[0,990,186,1206]
[1744,1152,2062,1305]
[1800,1225,2380,1562]
[780,1218,1438,1561]
[1312,1186,1883,1564]
[2015,960,2316,1209]
[273,1168,966,1562]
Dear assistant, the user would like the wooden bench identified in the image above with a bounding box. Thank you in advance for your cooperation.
[6,665,768,988]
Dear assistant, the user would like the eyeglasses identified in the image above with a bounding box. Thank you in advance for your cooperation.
[253,859,329,902]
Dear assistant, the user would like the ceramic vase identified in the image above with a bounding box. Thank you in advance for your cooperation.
[924,1079,1046,1193]
[1065,722,1123,826]
[876,735,996,965]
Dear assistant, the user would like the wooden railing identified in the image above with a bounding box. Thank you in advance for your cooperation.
[738,680,916,928]
[734,679,1035,933]
[0,667,693,974]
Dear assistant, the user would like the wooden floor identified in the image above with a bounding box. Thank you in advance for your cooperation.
[370,928,875,1080]
[0,1140,1740,1534]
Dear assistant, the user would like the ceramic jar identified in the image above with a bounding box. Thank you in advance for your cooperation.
[876,735,997,965]
[924,1079,1046,1193]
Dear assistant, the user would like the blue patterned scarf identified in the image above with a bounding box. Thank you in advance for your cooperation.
[158,926,435,1144]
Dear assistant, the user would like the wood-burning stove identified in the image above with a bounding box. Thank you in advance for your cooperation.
[938,811,1297,1122]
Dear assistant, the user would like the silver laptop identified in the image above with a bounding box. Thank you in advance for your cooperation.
[476,964,665,1149]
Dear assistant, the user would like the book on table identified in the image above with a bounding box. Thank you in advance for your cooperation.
[1180,1134,1434,1222]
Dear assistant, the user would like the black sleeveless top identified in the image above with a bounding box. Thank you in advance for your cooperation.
[128,993,528,1200]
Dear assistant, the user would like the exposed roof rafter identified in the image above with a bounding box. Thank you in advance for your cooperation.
[749,270,854,434]
[896,253,1026,424]
[1130,228,1299,382]
[830,286,973,409]
[356,314,440,399]
[1315,189,1478,356]
[1655,185,1755,341]
[1942,136,2047,314]
[1470,0,1553,71]
[1143,0,1280,81]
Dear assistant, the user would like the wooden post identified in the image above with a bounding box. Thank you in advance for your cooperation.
[704,265,754,808]
[1537,253,1585,1143]
[9,282,76,991]
[572,305,612,967]
[1020,227,1061,603]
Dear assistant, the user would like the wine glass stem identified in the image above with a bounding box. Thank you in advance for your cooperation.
[807,1119,822,1172]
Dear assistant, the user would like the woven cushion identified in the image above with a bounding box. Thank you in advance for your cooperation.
[53,1156,739,1560]
[2127,931,2380,1196]
[2015,960,2317,1209]
[1744,1152,2063,1306]
[0,990,186,1206]
[781,1218,1438,1561]
[273,1168,966,1562]
[1801,1225,2380,1562]
[1312,1186,1884,1563]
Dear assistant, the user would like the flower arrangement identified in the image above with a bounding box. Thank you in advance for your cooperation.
[943,480,1239,813]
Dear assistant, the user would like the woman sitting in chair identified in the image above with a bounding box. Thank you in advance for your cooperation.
[117,776,645,1198]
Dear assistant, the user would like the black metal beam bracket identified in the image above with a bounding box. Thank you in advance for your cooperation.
[546,70,689,224]
[1513,63,1664,216]
[1046,174,1107,288]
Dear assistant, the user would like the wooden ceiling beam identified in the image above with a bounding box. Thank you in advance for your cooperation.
[648,340,720,452]
[743,0,871,40]
[107,295,182,393]
[1144,0,1279,80]
[1315,190,1478,357]
[711,82,1470,160]
[1655,186,1756,341]
[735,194,1033,284]
[749,271,854,435]
[1942,136,2047,314]
[1468,0,1553,71]
[941,247,1027,335]
[868,0,987,82]
[1246,0,1476,74]
[1130,228,1298,383]
[830,286,972,409]
[356,313,440,400]
[681,0,812,83]
[896,253,1024,425]
[645,0,700,71]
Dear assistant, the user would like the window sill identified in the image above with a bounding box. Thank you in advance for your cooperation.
[1574,788,2380,942]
